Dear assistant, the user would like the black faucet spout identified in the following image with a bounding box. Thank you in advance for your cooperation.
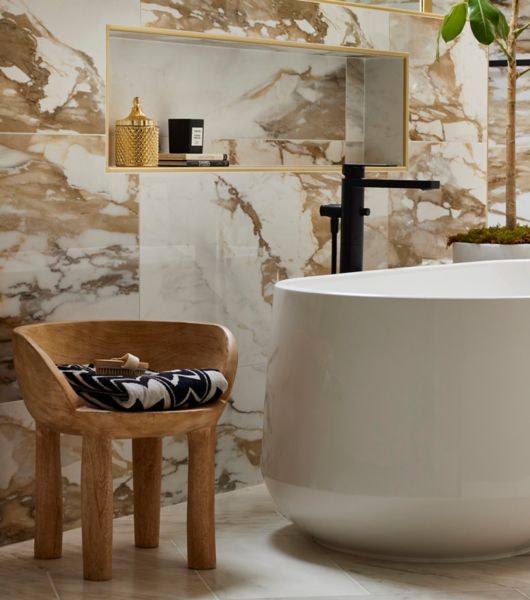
[351,179,440,190]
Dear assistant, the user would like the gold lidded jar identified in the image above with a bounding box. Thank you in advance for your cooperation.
[115,97,159,167]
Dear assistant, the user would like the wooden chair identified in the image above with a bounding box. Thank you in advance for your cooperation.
[13,320,237,581]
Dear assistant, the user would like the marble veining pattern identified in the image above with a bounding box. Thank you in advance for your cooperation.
[0,0,104,133]
[140,0,390,50]
[390,13,487,144]
[138,171,344,365]
[346,58,365,162]
[0,0,489,549]
[209,138,346,166]
[388,141,487,266]
[0,134,140,405]
[0,0,140,134]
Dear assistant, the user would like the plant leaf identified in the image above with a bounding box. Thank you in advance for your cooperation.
[494,10,510,40]
[468,0,499,44]
[441,2,468,42]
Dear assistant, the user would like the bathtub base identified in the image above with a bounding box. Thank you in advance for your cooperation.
[314,539,530,564]
[265,477,530,562]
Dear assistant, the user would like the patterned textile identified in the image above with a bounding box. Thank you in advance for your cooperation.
[57,364,228,412]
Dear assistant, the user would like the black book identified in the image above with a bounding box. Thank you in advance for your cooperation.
[158,159,230,167]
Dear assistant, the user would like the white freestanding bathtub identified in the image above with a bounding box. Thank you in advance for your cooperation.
[262,260,530,561]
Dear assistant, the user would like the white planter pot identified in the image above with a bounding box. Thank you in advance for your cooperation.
[453,242,530,263]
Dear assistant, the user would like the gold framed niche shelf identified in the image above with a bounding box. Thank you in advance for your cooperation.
[106,25,410,174]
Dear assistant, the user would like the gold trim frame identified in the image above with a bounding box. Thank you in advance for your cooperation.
[419,0,434,13]
[106,25,410,174]
[294,0,442,19]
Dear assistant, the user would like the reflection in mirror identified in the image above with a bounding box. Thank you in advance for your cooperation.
[346,56,406,167]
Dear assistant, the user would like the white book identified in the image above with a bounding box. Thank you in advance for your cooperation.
[158,152,227,161]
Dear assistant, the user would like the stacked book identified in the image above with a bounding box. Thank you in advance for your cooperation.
[158,153,229,167]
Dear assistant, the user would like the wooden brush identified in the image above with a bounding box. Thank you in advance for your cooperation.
[94,353,149,377]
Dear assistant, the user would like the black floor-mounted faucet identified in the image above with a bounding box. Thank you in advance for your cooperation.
[320,164,440,273]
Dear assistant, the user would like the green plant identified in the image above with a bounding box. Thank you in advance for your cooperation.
[440,0,529,231]
[448,224,530,244]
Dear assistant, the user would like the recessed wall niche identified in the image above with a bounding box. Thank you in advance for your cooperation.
[106,27,408,172]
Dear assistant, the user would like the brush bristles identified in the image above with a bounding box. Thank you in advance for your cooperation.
[95,367,147,377]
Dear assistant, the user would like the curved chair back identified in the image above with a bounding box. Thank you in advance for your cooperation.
[13,320,238,428]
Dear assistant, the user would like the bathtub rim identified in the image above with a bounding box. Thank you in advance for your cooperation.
[275,259,530,301]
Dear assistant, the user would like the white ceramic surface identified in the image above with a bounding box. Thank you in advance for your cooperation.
[262,260,530,561]
[453,242,530,262]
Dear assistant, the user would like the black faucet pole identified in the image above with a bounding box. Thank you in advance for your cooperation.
[340,164,366,273]
[320,165,439,274]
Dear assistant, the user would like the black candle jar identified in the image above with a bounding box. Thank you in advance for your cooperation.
[168,119,204,153]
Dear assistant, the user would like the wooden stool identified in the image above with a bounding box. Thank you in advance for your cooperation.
[13,320,237,581]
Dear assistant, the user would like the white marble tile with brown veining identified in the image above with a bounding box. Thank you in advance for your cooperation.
[0,0,140,134]
[140,0,390,50]
[138,172,338,367]
[207,138,346,166]
[0,134,140,404]
[346,58,365,161]
[138,172,338,493]
[0,134,138,257]
[388,142,487,266]
[0,401,36,545]
[390,13,487,144]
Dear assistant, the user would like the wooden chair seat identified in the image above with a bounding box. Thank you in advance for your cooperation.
[67,400,227,438]
[13,320,238,582]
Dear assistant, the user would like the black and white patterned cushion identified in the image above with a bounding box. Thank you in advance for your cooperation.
[57,364,228,412]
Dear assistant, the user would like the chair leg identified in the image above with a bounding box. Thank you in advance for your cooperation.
[133,437,162,548]
[187,426,216,570]
[81,435,113,581]
[34,424,63,559]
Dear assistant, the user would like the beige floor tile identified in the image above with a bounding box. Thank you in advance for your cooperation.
[2,485,530,600]
[173,531,369,599]
[245,594,528,600]
[46,538,214,599]
[322,551,522,595]
[159,484,293,541]
[0,552,58,599]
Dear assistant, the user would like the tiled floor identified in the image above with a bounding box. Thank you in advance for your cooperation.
[4,484,530,599]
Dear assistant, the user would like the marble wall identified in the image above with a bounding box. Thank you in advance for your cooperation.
[0,0,487,546]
